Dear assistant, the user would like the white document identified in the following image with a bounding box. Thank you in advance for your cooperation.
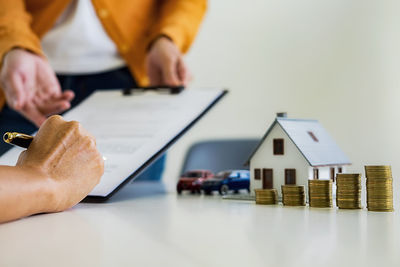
[0,89,226,198]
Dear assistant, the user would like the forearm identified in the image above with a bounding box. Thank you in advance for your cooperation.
[0,165,55,223]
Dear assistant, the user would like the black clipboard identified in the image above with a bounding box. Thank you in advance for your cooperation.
[83,89,228,202]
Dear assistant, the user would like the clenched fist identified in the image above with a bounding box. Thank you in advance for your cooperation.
[17,115,104,211]
[0,115,104,223]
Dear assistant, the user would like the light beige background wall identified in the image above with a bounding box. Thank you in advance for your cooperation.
[163,0,400,192]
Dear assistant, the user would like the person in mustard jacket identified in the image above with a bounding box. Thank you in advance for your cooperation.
[0,0,206,128]
[0,1,206,179]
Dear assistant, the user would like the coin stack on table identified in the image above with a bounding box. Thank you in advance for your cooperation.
[365,165,394,212]
[281,185,306,206]
[336,173,362,209]
[308,180,332,208]
[254,189,278,205]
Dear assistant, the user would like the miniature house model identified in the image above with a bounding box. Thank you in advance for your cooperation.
[247,113,351,197]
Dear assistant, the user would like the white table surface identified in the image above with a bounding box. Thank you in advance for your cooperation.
[1,181,399,267]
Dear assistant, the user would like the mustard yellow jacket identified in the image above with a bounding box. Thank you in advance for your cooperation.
[0,0,207,107]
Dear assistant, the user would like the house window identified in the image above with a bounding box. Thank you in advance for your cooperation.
[273,139,284,155]
[307,131,319,142]
[313,168,319,179]
[254,168,261,180]
[285,169,296,184]
[262,169,273,189]
[330,167,335,182]
[338,167,343,173]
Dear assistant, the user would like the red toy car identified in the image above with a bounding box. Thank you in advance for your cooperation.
[177,170,214,194]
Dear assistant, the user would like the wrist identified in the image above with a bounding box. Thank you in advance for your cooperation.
[2,48,27,68]
[147,34,173,51]
[15,165,59,214]
[4,47,40,62]
[4,47,26,59]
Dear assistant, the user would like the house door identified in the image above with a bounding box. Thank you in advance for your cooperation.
[285,169,296,185]
[313,168,319,179]
[330,167,335,182]
[262,169,273,189]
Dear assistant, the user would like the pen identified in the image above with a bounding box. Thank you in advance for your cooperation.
[3,132,33,149]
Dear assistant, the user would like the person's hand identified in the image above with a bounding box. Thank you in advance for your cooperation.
[0,49,74,127]
[16,115,104,212]
[145,36,191,86]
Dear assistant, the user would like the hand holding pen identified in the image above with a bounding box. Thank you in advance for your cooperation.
[0,115,104,223]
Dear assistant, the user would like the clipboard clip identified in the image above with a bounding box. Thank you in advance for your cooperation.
[123,86,184,96]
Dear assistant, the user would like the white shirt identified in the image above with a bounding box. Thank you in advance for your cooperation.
[41,0,126,74]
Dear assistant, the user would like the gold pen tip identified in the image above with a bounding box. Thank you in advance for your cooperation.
[3,132,11,143]
[3,132,33,148]
[3,132,22,143]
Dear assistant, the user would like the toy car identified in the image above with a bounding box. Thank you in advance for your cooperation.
[177,170,214,194]
[201,170,250,195]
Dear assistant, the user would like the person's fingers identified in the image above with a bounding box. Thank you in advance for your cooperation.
[177,57,190,86]
[20,102,47,127]
[32,89,74,115]
[146,62,163,86]
[36,86,50,101]
[27,114,67,159]
[150,69,163,86]
[41,84,61,101]
[61,90,75,102]
[36,64,62,98]
[43,114,65,126]
[73,122,97,146]
[22,73,36,103]
[36,115,65,140]
[6,73,26,110]
[33,89,74,106]
[162,60,180,86]
[37,99,71,116]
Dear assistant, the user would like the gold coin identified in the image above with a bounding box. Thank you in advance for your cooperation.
[255,189,278,205]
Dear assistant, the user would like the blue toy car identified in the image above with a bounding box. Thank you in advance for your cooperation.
[201,170,250,195]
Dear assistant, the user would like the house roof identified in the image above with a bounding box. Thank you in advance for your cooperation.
[246,118,351,167]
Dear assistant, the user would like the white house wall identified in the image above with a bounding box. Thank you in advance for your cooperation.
[307,166,346,180]
[250,123,310,198]
[307,166,347,198]
[308,167,330,180]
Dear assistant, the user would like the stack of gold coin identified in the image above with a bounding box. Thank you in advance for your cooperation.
[365,166,394,212]
[254,189,278,205]
[336,173,362,209]
[308,180,332,208]
[281,185,306,206]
